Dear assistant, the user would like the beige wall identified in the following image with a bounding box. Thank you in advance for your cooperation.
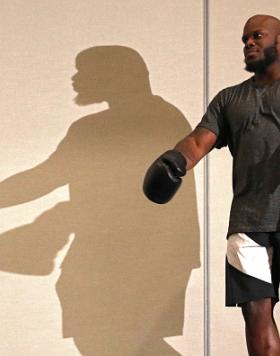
[1,1,279,355]
[0,1,204,355]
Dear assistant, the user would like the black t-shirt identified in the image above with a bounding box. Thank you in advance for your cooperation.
[196,76,280,235]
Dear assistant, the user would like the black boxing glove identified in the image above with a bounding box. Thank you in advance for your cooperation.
[143,149,187,204]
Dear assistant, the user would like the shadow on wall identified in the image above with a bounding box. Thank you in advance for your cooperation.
[0,46,200,356]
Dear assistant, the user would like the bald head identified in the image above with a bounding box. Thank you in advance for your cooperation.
[244,14,280,35]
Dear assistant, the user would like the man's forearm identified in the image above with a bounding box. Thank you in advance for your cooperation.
[174,127,217,170]
[174,136,203,170]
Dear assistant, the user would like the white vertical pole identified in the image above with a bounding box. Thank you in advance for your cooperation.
[203,0,210,355]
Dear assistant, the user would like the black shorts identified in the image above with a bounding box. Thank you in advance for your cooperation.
[225,232,280,307]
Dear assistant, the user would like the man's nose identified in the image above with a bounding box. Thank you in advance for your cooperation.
[71,73,78,81]
[245,37,256,48]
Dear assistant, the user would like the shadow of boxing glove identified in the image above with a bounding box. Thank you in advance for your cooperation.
[143,150,187,204]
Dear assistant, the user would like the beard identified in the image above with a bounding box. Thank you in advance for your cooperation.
[74,92,103,106]
[74,93,90,106]
[244,45,278,74]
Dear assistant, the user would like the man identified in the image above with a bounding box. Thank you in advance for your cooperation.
[144,14,280,355]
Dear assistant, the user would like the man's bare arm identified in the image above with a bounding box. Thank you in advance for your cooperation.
[174,127,218,170]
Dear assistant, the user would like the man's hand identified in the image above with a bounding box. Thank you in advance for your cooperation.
[143,150,187,204]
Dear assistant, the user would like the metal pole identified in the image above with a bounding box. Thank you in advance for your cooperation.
[203,0,210,355]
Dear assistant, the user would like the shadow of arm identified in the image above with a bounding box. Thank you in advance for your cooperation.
[0,123,77,208]
[0,156,68,208]
[0,202,72,275]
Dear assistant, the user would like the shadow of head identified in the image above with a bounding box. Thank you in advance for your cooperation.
[71,45,152,105]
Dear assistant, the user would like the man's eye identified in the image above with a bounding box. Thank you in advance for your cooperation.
[254,33,263,39]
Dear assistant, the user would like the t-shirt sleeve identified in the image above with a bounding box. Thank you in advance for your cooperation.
[196,90,228,149]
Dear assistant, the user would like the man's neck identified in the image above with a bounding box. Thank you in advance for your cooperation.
[254,63,280,86]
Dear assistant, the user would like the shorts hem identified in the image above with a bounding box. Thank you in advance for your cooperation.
[226,295,279,307]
